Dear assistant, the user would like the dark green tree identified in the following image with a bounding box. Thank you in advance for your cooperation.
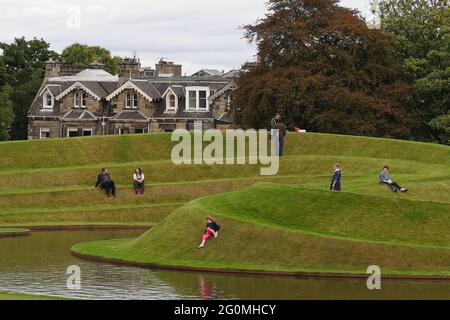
[0,85,14,141]
[0,37,57,140]
[233,0,414,139]
[377,1,450,143]
[60,43,122,75]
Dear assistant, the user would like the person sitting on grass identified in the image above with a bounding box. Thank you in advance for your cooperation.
[198,216,220,249]
[379,166,408,193]
[95,168,117,198]
[133,168,145,195]
[330,163,342,192]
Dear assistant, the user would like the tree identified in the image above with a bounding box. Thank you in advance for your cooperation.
[60,43,122,75]
[0,85,14,141]
[233,0,414,139]
[377,1,450,143]
[0,37,57,140]
[430,112,450,144]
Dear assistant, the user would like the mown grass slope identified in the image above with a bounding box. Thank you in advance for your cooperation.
[1,132,449,239]
[73,184,450,275]
[69,133,450,276]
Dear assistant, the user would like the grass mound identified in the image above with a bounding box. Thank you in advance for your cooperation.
[73,183,450,276]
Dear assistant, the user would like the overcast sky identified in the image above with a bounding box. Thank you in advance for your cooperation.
[0,0,373,75]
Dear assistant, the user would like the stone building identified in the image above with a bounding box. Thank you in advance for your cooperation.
[27,58,235,139]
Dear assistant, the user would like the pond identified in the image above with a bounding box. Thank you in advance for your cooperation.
[1,230,450,300]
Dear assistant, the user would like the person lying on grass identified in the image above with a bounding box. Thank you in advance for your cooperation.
[379,166,408,193]
[330,163,342,192]
[133,168,145,195]
[94,168,117,198]
[198,216,220,249]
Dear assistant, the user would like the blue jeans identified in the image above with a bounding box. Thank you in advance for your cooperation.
[278,137,285,157]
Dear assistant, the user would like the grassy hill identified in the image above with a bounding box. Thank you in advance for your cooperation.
[68,133,450,276]
[1,132,447,228]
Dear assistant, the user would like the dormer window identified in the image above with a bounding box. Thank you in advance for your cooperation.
[186,87,210,111]
[166,94,177,112]
[43,92,54,109]
[74,92,87,109]
[126,93,138,109]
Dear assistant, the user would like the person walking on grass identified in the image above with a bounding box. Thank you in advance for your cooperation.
[330,163,342,192]
[198,216,220,249]
[133,168,145,195]
[95,168,116,198]
[379,166,408,193]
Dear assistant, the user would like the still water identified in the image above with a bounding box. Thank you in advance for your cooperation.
[1,230,450,300]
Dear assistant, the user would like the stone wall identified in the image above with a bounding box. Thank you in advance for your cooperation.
[60,90,102,114]
[27,119,61,140]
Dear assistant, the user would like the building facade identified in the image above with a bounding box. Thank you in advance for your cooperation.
[27,58,235,139]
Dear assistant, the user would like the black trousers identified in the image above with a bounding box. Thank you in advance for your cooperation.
[382,181,402,191]
[101,181,116,197]
[133,180,145,191]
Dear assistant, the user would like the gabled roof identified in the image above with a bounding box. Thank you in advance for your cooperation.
[111,110,149,122]
[106,80,162,102]
[39,84,62,97]
[55,81,104,101]
[208,81,236,103]
[61,109,97,121]
[162,85,185,98]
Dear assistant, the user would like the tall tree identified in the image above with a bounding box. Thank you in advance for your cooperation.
[0,85,14,141]
[377,0,450,143]
[0,37,57,140]
[60,43,122,75]
[234,0,414,139]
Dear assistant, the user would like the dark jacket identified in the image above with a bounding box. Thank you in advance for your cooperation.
[275,123,287,138]
[206,221,220,233]
[95,173,112,188]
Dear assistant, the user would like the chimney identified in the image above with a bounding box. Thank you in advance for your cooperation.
[45,57,62,78]
[88,59,106,70]
[119,57,141,79]
[155,59,182,77]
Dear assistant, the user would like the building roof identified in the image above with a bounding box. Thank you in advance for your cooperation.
[29,67,233,120]
[62,110,97,121]
[192,69,223,77]
[49,69,118,82]
[111,110,149,122]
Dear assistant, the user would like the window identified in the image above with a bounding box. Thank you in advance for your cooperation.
[166,93,177,112]
[199,91,207,109]
[135,128,145,134]
[126,94,132,109]
[186,87,210,111]
[43,93,53,109]
[133,93,139,109]
[40,128,50,139]
[126,93,139,109]
[117,128,130,135]
[81,93,87,108]
[188,91,197,109]
[74,93,80,108]
[67,128,79,138]
[82,128,93,136]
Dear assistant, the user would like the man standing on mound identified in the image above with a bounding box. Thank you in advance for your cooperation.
[379,166,408,193]
[198,216,220,249]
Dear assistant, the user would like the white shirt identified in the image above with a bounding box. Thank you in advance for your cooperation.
[133,173,145,182]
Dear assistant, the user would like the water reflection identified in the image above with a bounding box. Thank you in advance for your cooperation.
[1,230,450,300]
